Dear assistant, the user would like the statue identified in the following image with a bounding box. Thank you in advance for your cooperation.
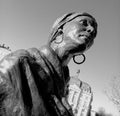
[0,44,11,60]
[0,12,97,116]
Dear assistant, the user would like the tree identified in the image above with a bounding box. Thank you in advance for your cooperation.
[105,75,120,113]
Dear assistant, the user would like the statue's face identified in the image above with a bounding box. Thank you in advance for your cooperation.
[63,16,97,54]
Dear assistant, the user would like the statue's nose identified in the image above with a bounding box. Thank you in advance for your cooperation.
[86,25,94,33]
[81,20,94,33]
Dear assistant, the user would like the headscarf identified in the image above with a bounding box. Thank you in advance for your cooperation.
[48,12,97,44]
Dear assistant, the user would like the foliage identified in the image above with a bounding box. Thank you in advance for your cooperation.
[105,75,120,113]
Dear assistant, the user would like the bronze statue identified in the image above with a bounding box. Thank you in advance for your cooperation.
[0,12,97,116]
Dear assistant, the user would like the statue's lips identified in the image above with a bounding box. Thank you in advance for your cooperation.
[78,34,91,43]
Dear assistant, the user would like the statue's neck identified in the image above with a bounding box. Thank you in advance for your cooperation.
[53,47,71,66]
[40,45,72,67]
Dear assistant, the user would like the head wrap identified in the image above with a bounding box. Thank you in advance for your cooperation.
[48,12,97,44]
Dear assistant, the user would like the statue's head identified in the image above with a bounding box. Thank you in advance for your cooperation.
[48,12,98,64]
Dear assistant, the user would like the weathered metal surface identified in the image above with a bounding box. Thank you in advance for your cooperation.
[0,12,97,116]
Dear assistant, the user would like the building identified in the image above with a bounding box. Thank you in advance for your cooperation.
[67,71,93,116]
[90,110,97,116]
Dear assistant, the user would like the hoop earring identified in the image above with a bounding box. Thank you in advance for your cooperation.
[54,29,63,44]
[73,54,86,64]
[54,35,63,44]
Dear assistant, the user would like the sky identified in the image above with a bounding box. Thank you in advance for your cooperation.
[0,0,120,115]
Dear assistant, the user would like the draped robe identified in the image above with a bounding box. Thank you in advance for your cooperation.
[0,46,72,116]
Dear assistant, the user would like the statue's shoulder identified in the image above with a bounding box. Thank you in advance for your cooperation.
[6,47,40,59]
[27,47,42,60]
[0,49,27,59]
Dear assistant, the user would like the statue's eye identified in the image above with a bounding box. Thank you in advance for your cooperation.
[80,19,88,26]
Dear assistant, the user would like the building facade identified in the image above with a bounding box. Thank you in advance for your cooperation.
[67,73,93,116]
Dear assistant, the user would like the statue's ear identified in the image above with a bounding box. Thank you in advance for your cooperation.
[54,29,63,44]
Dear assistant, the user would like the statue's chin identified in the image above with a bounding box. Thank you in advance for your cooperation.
[68,43,87,56]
